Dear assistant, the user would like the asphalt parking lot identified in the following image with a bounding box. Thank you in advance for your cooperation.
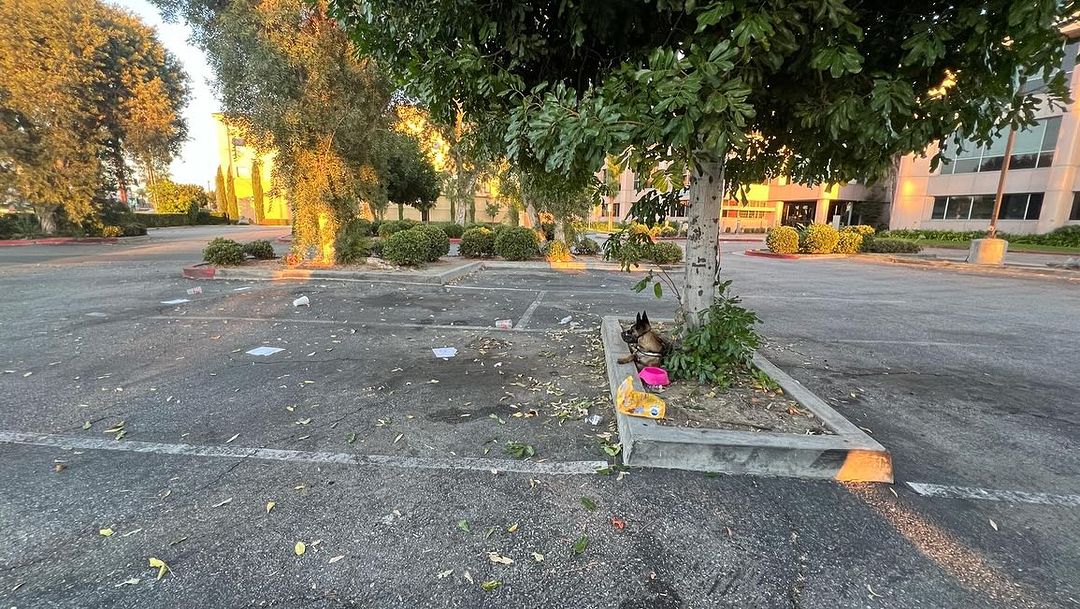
[0,228,1077,608]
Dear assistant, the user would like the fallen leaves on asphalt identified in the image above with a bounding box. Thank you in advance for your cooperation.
[266,501,276,514]
[211,498,232,508]
[437,569,453,579]
[487,552,513,565]
[531,552,544,562]
[328,555,344,564]
[148,557,169,580]
[456,519,470,533]
[610,517,625,530]
[481,580,502,591]
[989,518,999,531]
[99,528,114,537]
[572,535,588,554]
[294,541,306,556]
[580,496,597,511]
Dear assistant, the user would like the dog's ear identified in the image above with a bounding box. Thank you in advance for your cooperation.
[641,311,650,326]
[635,312,641,324]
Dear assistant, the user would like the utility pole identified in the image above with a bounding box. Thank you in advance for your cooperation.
[987,126,1017,240]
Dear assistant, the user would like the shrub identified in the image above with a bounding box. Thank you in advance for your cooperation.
[415,223,450,261]
[658,223,678,237]
[649,241,683,264]
[335,223,371,264]
[800,223,840,254]
[439,223,465,238]
[572,236,600,255]
[543,239,573,262]
[0,213,41,238]
[203,238,246,266]
[862,237,922,253]
[765,226,799,254]
[370,219,384,235]
[495,226,540,260]
[539,222,555,241]
[121,223,146,236]
[833,231,863,254]
[243,239,276,260]
[369,239,384,258]
[377,220,416,238]
[843,224,875,237]
[459,227,496,257]
[101,225,124,238]
[663,281,760,386]
[381,228,432,265]
[344,218,374,237]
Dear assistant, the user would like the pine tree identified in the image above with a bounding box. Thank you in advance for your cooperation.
[251,159,265,224]
[224,168,239,221]
[214,166,227,214]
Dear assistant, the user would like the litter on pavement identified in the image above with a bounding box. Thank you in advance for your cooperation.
[232,287,253,292]
[494,319,513,330]
[161,299,190,305]
[186,287,203,295]
[432,347,458,359]
[559,315,572,325]
[246,346,285,356]
[293,296,310,307]
[588,414,603,426]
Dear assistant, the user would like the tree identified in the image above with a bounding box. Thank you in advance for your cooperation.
[154,0,391,262]
[147,179,208,214]
[213,166,227,213]
[251,158,265,224]
[384,132,440,222]
[333,0,1074,325]
[224,169,239,221]
[485,200,501,222]
[0,0,188,233]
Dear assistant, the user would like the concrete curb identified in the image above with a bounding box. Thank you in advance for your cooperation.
[182,260,483,285]
[602,316,892,482]
[0,236,120,247]
[857,254,1080,282]
[744,249,855,260]
[480,260,682,272]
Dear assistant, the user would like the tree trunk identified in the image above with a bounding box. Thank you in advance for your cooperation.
[554,218,567,242]
[680,160,724,327]
[34,205,58,235]
[397,203,404,220]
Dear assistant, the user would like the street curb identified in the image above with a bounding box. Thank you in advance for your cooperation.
[481,260,682,272]
[0,236,120,247]
[181,260,482,285]
[602,316,892,482]
[744,249,854,260]
[858,254,1080,282]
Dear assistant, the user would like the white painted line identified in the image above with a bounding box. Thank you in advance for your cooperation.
[739,295,907,305]
[832,339,995,348]
[906,482,1080,507]
[0,430,609,476]
[515,290,546,330]
[160,299,190,305]
[148,316,548,333]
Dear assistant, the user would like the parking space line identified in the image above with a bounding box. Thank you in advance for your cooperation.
[148,315,549,333]
[906,482,1080,507]
[0,430,609,476]
[514,290,546,330]
[831,339,996,348]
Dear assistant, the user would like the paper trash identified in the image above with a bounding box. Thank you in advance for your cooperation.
[494,319,513,330]
[161,299,190,305]
[186,287,203,295]
[292,296,310,307]
[616,376,665,419]
[432,347,458,359]
[246,346,284,356]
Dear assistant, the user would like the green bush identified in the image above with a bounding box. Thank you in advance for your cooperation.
[369,239,384,258]
[377,219,418,238]
[415,223,450,261]
[342,218,374,237]
[880,227,1080,249]
[765,226,799,254]
[800,223,840,254]
[833,231,863,254]
[244,239,276,260]
[649,241,683,264]
[539,222,555,241]
[382,228,432,265]
[572,236,600,255]
[370,219,384,235]
[495,226,540,260]
[543,239,573,262]
[0,214,41,238]
[663,281,760,386]
[101,225,124,238]
[459,227,496,257]
[335,222,372,264]
[439,223,465,238]
[122,223,146,236]
[203,238,246,266]
[658,224,678,237]
[862,237,922,253]
[843,224,876,237]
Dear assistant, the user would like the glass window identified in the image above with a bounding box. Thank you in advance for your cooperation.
[940,117,1060,174]
[1010,153,1038,170]
[932,197,948,219]
[1000,194,1029,219]
[947,196,972,220]
[1025,193,1043,220]
[979,156,1004,172]
[1042,116,1062,150]
[1071,193,1080,221]
[970,196,995,220]
[939,161,954,175]
[954,159,981,173]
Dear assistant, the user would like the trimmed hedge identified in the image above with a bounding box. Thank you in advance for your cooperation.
[862,237,922,253]
[882,227,1080,248]
[572,236,600,255]
[203,238,246,265]
[137,212,229,227]
[439,223,465,238]
[765,226,799,254]
[543,239,573,262]
[243,240,276,260]
[800,223,840,254]
[833,232,863,254]
[382,228,432,265]
[495,226,540,260]
[415,223,451,261]
[649,241,683,264]
[459,227,495,258]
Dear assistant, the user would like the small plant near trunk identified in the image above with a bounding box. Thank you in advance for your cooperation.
[663,281,761,386]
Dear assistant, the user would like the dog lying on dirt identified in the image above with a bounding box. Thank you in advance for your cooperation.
[617,311,670,369]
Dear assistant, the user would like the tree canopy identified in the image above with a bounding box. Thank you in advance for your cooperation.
[0,0,189,232]
[148,179,209,214]
[384,132,440,221]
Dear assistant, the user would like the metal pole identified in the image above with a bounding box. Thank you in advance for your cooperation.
[988,126,1017,239]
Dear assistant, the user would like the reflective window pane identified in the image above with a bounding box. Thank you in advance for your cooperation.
[947,196,972,219]
[1012,123,1044,154]
[932,197,948,219]
[1025,193,1043,220]
[1042,116,1062,150]
[1037,151,1055,168]
[954,159,981,173]
[1071,193,1080,221]
[970,196,995,219]
[1000,194,1028,219]
[979,156,1004,172]
[1010,153,1038,170]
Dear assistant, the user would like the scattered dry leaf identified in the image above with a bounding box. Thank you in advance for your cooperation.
[148,557,169,581]
[294,541,306,556]
[99,528,114,537]
[487,552,514,565]
[266,501,276,514]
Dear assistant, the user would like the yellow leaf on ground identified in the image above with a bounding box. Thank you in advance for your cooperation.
[148,557,169,580]
[294,541,306,556]
[266,501,276,514]
[487,552,514,565]
[507,523,519,533]
[99,528,114,537]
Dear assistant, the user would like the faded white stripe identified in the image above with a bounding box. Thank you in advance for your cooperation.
[906,482,1080,507]
[832,339,995,348]
[149,315,546,333]
[0,430,608,475]
[515,290,546,330]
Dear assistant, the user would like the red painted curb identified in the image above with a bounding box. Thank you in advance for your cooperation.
[0,236,119,247]
[744,249,800,260]
[182,264,217,279]
[449,238,462,244]
[275,235,293,243]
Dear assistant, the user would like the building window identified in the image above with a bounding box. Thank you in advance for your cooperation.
[939,117,1061,175]
[633,174,644,192]
[931,193,1043,221]
[1071,193,1080,221]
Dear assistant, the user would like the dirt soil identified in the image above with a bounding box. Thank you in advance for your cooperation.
[650,373,831,435]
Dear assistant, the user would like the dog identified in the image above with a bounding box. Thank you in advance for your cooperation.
[617,311,669,369]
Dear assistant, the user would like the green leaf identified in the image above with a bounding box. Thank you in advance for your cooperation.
[457,519,470,532]
[580,496,597,511]
[653,282,663,299]
[481,580,502,591]
[572,535,589,554]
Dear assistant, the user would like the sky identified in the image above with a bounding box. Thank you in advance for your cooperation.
[109,0,220,188]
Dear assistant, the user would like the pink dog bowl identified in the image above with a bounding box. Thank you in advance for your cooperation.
[638,367,670,387]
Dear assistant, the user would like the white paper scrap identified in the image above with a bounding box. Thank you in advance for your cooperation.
[161,299,190,305]
[432,347,458,359]
[246,347,284,356]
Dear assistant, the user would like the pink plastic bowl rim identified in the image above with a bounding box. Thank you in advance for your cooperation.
[638,366,670,386]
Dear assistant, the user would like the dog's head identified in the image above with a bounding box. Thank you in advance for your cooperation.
[620,311,652,345]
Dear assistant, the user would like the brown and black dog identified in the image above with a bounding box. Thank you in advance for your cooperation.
[617,311,670,369]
